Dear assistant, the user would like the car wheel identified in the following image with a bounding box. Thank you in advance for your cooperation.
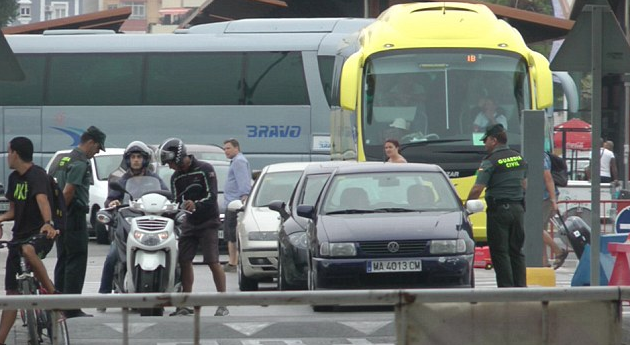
[238,256,258,291]
[278,247,297,291]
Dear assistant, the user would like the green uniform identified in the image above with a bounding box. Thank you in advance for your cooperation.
[50,148,92,295]
[475,144,527,287]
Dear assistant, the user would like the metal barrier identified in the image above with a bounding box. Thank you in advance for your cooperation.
[1,287,629,345]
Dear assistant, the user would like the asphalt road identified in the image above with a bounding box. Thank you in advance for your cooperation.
[2,233,630,344]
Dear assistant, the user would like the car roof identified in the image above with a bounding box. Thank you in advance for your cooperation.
[330,162,444,174]
[53,148,124,157]
[262,161,313,174]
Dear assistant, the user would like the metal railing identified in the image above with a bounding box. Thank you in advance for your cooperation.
[2,287,630,345]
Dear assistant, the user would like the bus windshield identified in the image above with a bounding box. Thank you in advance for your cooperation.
[361,49,531,156]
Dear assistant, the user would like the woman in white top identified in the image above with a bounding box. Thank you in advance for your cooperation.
[384,139,407,163]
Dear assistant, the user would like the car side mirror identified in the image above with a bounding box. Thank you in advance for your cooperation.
[227,199,244,213]
[296,205,315,220]
[465,200,485,215]
[268,200,289,221]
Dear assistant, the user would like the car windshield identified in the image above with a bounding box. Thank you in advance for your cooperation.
[93,154,124,181]
[253,171,303,207]
[157,164,228,192]
[321,171,460,214]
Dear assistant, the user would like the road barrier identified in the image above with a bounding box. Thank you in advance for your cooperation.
[0,287,628,345]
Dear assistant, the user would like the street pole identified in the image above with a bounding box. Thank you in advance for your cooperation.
[590,6,603,286]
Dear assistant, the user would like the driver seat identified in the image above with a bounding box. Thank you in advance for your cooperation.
[340,187,370,209]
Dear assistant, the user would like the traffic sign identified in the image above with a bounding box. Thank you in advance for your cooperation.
[615,206,630,233]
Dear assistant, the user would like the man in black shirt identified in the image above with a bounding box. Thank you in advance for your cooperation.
[0,137,59,344]
[159,138,228,316]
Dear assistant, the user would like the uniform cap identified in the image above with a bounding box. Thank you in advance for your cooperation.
[85,126,106,151]
[480,124,505,142]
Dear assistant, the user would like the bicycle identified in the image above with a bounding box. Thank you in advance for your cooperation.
[0,236,70,345]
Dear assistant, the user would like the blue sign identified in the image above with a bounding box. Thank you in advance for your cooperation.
[615,206,630,233]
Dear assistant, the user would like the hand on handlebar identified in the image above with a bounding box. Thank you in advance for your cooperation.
[40,224,59,239]
[183,200,196,213]
[108,200,121,208]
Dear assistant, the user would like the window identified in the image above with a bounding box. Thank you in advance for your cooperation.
[47,54,143,105]
[20,6,31,16]
[0,55,45,106]
[122,2,146,19]
[318,56,334,106]
[145,53,243,105]
[51,2,68,19]
[244,52,308,105]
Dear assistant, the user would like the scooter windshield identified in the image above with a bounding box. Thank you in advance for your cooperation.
[123,176,163,203]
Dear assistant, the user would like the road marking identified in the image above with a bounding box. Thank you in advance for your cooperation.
[104,322,156,335]
[224,322,273,335]
[339,321,391,335]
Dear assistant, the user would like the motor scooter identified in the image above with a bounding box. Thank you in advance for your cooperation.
[97,176,194,316]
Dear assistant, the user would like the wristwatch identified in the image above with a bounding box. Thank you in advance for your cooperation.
[44,220,55,227]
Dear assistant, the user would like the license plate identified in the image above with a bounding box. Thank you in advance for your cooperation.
[367,260,422,273]
[218,230,224,239]
[0,202,8,211]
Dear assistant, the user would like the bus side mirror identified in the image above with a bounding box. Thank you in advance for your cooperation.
[340,52,362,111]
[530,51,553,109]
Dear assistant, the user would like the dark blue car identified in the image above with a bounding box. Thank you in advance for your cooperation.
[294,162,483,294]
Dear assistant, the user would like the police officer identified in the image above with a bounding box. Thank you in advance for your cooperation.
[466,124,527,287]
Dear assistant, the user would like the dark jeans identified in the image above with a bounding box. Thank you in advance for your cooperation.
[487,202,526,287]
[54,210,89,294]
[98,243,118,294]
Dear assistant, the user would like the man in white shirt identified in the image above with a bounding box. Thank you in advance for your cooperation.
[473,97,508,132]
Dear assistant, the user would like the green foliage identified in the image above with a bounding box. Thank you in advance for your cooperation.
[479,0,553,16]
[0,0,18,27]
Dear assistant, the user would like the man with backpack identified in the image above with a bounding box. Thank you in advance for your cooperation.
[50,126,106,318]
[0,137,59,344]
[543,152,568,269]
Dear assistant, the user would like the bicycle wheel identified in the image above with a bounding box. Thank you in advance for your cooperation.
[20,279,39,345]
[44,310,70,345]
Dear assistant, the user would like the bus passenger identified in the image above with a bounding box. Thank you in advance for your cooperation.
[384,139,407,163]
[473,97,508,132]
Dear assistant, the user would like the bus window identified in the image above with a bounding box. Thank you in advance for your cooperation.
[244,52,308,105]
[0,55,45,106]
[318,55,335,106]
[47,54,143,105]
[145,52,243,105]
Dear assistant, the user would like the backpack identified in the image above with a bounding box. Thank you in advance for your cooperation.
[547,152,569,187]
[48,174,67,233]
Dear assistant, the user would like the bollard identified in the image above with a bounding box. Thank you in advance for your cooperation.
[608,238,630,286]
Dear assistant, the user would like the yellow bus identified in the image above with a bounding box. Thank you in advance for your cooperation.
[330,2,553,243]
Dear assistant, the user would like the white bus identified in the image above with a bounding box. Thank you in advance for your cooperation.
[0,18,372,184]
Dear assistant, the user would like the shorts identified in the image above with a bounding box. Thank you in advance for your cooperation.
[5,235,55,291]
[223,210,238,242]
[178,220,219,264]
[542,199,554,231]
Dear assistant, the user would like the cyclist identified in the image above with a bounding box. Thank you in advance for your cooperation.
[97,141,168,312]
[0,137,59,344]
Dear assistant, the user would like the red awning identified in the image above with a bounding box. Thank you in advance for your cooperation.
[159,8,191,15]
[554,118,592,150]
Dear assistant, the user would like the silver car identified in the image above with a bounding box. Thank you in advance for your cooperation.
[229,162,311,291]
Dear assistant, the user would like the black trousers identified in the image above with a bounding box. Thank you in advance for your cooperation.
[486,202,527,287]
[54,210,89,294]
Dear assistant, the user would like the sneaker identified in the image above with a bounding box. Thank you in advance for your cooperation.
[223,264,237,273]
[553,249,569,270]
[214,306,229,316]
[169,307,194,316]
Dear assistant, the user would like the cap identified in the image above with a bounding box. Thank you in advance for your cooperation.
[480,124,505,142]
[85,126,106,151]
[389,118,408,130]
